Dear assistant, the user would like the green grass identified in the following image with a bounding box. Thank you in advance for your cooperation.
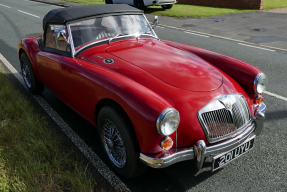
[145,5,255,18]
[63,0,287,18]
[263,0,287,9]
[63,0,104,5]
[0,64,98,191]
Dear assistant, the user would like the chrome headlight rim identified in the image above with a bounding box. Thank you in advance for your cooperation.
[254,73,268,94]
[156,108,180,136]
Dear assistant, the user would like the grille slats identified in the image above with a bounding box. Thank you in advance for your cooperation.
[201,96,250,140]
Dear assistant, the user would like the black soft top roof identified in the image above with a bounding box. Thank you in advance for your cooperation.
[43,4,143,29]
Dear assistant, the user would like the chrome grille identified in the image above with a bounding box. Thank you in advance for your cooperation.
[198,94,251,143]
[202,109,235,138]
[232,97,251,129]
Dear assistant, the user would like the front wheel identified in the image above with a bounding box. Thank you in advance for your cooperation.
[161,4,173,9]
[97,106,146,178]
[134,0,147,10]
[20,53,44,94]
[105,0,113,4]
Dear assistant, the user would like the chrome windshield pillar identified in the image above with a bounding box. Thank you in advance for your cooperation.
[66,23,75,58]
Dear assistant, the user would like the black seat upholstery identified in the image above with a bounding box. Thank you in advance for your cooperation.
[73,36,84,48]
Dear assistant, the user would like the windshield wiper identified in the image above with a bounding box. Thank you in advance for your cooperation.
[109,33,127,44]
[142,31,151,35]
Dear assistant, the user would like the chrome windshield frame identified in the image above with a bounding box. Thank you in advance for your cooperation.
[66,13,158,58]
[66,23,76,58]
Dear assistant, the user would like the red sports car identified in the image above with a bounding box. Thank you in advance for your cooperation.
[18,4,267,178]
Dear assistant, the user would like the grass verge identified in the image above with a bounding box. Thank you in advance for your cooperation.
[0,64,97,191]
[263,0,287,9]
[63,0,287,18]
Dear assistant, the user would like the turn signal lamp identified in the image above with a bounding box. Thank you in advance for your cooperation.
[161,137,173,150]
[256,96,264,105]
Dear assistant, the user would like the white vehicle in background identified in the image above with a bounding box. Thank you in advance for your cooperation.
[105,0,176,10]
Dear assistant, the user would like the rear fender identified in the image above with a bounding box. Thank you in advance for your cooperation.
[18,37,42,82]
[162,40,261,100]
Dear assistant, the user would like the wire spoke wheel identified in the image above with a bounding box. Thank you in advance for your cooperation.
[102,119,127,168]
[22,60,32,88]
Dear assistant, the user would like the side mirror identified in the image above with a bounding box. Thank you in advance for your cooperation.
[152,16,158,29]
[57,29,67,42]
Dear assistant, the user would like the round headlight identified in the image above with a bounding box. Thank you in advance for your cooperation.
[254,73,268,94]
[156,108,180,136]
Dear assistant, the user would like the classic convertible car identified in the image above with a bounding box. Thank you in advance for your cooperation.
[18,4,267,178]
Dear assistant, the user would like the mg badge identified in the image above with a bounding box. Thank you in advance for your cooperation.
[218,96,232,110]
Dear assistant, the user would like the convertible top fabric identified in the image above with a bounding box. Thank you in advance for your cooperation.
[43,4,143,29]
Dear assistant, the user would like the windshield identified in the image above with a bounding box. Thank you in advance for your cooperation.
[69,14,156,50]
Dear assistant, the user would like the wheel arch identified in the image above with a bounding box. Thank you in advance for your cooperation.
[18,48,26,61]
[18,38,42,82]
[94,98,141,152]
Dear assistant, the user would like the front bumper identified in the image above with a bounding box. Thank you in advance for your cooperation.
[144,0,177,6]
[140,103,266,169]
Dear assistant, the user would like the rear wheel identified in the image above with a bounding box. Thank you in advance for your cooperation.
[20,53,44,94]
[161,4,173,9]
[97,106,146,178]
[134,0,147,10]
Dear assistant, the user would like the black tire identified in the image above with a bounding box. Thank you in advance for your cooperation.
[134,0,147,10]
[20,53,44,94]
[105,0,113,4]
[97,105,146,178]
[161,4,173,9]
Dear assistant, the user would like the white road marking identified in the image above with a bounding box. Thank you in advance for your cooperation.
[238,43,275,52]
[156,23,287,52]
[0,4,11,8]
[18,10,40,18]
[265,91,287,102]
[157,26,165,28]
[185,31,210,37]
[26,0,63,8]
[0,53,130,192]
[160,24,182,30]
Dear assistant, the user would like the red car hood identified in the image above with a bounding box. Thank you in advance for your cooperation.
[105,38,223,91]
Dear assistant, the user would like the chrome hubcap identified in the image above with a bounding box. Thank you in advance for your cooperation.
[102,120,126,168]
[22,60,31,88]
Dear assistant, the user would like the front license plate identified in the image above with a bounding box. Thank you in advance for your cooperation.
[212,137,255,171]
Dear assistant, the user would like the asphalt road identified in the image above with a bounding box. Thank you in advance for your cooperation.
[1,0,287,191]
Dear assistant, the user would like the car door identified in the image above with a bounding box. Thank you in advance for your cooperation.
[60,57,100,125]
[37,24,71,99]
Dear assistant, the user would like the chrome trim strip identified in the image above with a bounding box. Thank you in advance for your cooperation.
[140,122,256,169]
[75,38,109,55]
[176,129,178,148]
[66,24,75,58]
[74,34,158,56]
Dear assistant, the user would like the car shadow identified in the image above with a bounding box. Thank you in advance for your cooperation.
[264,110,287,121]
[119,158,221,191]
[144,7,167,14]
